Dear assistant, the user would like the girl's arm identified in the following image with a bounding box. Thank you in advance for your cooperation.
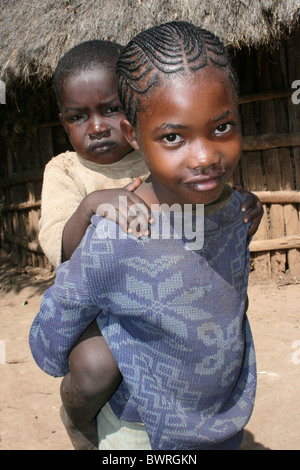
[29,227,100,377]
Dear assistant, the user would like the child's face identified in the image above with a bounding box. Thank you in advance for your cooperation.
[59,68,132,164]
[123,68,241,206]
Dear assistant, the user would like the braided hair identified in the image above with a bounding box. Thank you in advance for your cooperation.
[117,22,239,126]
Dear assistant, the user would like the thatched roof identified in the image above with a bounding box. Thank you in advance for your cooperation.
[1,0,299,86]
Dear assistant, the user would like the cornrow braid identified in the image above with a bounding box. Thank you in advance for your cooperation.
[117,21,239,126]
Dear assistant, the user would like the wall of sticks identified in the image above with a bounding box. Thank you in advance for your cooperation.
[0,30,299,279]
[232,30,300,279]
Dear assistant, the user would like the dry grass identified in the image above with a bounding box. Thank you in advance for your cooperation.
[0,0,299,86]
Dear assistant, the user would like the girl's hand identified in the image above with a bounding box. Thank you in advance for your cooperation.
[233,184,263,237]
[95,178,152,238]
[62,179,152,262]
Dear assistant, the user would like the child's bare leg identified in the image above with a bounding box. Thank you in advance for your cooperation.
[60,320,122,450]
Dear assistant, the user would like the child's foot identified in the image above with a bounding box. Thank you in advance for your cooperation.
[60,405,98,450]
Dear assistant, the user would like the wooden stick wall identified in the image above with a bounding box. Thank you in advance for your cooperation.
[234,31,300,278]
[0,31,299,278]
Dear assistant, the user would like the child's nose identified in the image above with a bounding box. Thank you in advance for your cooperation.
[89,117,110,138]
[188,140,220,170]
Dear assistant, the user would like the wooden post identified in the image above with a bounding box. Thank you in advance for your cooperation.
[286,31,300,276]
[239,50,271,279]
[260,56,288,277]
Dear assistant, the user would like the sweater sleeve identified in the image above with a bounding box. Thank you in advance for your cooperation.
[38,156,86,268]
[29,226,100,377]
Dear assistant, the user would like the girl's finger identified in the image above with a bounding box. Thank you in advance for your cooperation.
[241,194,257,212]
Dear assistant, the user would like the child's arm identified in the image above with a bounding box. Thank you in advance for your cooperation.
[233,185,263,237]
[62,178,152,262]
[39,161,88,268]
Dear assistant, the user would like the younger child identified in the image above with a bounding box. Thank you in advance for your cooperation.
[38,39,151,449]
[31,22,257,450]
[39,40,151,268]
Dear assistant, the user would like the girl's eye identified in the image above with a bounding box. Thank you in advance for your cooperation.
[106,106,122,115]
[215,123,232,136]
[162,133,182,144]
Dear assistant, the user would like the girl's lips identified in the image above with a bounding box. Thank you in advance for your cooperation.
[184,174,225,191]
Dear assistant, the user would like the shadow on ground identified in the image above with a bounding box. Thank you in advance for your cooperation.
[0,251,54,299]
[240,430,271,450]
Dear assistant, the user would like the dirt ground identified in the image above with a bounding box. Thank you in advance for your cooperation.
[0,250,299,451]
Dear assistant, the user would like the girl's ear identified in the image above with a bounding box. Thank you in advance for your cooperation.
[120,119,140,151]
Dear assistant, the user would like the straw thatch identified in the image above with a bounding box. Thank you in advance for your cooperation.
[1,0,299,87]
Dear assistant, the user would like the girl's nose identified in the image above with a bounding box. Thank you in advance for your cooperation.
[89,117,110,138]
[187,140,221,170]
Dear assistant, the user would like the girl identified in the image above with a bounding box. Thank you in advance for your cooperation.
[30,22,257,450]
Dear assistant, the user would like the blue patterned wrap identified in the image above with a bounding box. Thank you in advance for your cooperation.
[29,189,256,450]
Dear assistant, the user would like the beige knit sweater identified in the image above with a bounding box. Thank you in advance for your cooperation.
[39,150,149,267]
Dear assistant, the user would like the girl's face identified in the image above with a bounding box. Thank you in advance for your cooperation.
[59,68,132,164]
[122,68,241,206]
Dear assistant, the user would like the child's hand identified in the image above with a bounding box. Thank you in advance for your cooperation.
[96,178,152,238]
[233,184,263,237]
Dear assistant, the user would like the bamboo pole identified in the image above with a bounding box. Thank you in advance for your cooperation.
[6,232,300,254]
[38,121,62,128]
[0,169,43,189]
[239,89,291,104]
[252,191,300,204]
[1,191,298,213]
[250,235,300,252]
[242,133,300,151]
[1,200,41,213]
[5,232,43,253]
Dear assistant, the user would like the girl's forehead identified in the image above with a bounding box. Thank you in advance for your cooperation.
[144,68,236,108]
[163,66,233,90]
[135,68,239,132]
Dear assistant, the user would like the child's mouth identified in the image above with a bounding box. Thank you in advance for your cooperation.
[184,174,225,192]
[88,140,116,153]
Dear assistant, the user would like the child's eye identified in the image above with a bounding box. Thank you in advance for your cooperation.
[214,123,233,136]
[68,114,86,123]
[106,106,122,115]
[162,133,182,144]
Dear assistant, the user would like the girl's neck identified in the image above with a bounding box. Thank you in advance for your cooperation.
[134,176,183,207]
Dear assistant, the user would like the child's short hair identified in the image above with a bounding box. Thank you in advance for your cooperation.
[117,21,239,126]
[54,39,124,110]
